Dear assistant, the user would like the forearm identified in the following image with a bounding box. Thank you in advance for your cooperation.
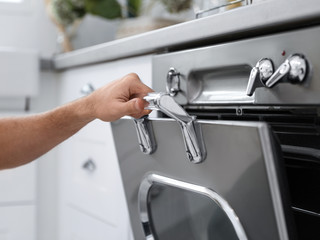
[0,73,152,170]
[0,97,94,169]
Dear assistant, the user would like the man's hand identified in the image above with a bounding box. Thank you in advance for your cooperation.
[87,73,153,122]
[0,73,153,169]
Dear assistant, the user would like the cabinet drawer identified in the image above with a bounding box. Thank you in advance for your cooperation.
[67,139,128,224]
[0,162,36,203]
[75,120,109,144]
[62,206,131,240]
[0,205,35,240]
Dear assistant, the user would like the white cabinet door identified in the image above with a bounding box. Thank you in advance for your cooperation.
[62,207,132,240]
[0,162,36,204]
[58,55,152,240]
[67,136,127,224]
[0,206,36,240]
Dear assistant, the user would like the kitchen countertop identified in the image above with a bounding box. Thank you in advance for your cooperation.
[53,0,320,70]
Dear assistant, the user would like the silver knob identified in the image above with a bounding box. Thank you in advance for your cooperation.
[81,83,95,95]
[287,54,308,84]
[166,68,180,96]
[265,54,308,88]
[246,58,274,96]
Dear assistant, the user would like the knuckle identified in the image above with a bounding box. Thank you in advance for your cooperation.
[125,73,140,82]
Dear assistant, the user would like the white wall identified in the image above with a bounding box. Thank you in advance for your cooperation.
[0,0,58,58]
[0,1,60,240]
[31,70,60,240]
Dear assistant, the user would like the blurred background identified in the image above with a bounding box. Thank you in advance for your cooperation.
[0,0,249,239]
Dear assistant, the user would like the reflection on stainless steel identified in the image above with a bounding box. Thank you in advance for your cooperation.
[144,92,206,163]
[139,174,248,240]
[246,58,274,96]
[266,54,309,88]
[133,116,157,154]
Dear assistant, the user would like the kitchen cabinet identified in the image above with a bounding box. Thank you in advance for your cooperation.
[58,55,152,240]
[0,205,36,240]
[0,112,37,240]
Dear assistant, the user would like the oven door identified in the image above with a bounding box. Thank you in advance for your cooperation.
[111,118,292,240]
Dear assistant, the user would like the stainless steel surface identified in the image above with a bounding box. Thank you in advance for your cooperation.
[166,68,180,96]
[111,118,288,240]
[133,116,157,154]
[246,58,274,96]
[144,92,206,163]
[80,83,95,95]
[139,173,248,240]
[53,0,320,70]
[153,26,320,105]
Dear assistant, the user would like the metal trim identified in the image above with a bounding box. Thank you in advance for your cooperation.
[138,173,248,240]
[258,125,289,240]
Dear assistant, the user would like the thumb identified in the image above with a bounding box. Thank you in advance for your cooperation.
[123,98,144,115]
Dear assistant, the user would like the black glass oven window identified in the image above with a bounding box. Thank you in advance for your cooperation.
[147,183,239,240]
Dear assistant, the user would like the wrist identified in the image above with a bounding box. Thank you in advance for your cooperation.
[76,95,97,123]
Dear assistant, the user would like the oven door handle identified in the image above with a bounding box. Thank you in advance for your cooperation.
[143,92,206,163]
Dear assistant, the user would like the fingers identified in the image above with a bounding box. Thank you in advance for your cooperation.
[121,98,151,119]
[122,73,153,118]
[124,73,154,97]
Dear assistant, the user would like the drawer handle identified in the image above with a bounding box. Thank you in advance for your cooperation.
[82,159,96,172]
[80,83,95,96]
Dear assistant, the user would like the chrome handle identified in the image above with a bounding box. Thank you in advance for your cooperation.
[246,58,274,96]
[133,116,157,154]
[265,60,291,88]
[82,159,96,172]
[144,92,206,163]
[81,83,95,95]
[166,68,181,96]
[266,54,308,88]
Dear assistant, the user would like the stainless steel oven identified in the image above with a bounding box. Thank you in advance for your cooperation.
[111,26,320,240]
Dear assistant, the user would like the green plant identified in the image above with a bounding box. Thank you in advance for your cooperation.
[50,0,192,27]
[51,0,123,27]
[160,0,192,13]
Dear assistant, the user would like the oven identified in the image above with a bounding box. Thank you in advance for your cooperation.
[111,26,320,240]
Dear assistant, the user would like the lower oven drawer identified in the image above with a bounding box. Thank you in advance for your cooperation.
[111,117,294,240]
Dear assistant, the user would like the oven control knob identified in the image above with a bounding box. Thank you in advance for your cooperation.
[265,54,308,88]
[246,58,274,96]
[287,54,308,84]
[166,68,181,96]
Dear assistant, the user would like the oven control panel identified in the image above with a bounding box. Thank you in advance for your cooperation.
[153,26,320,106]
[246,54,308,96]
